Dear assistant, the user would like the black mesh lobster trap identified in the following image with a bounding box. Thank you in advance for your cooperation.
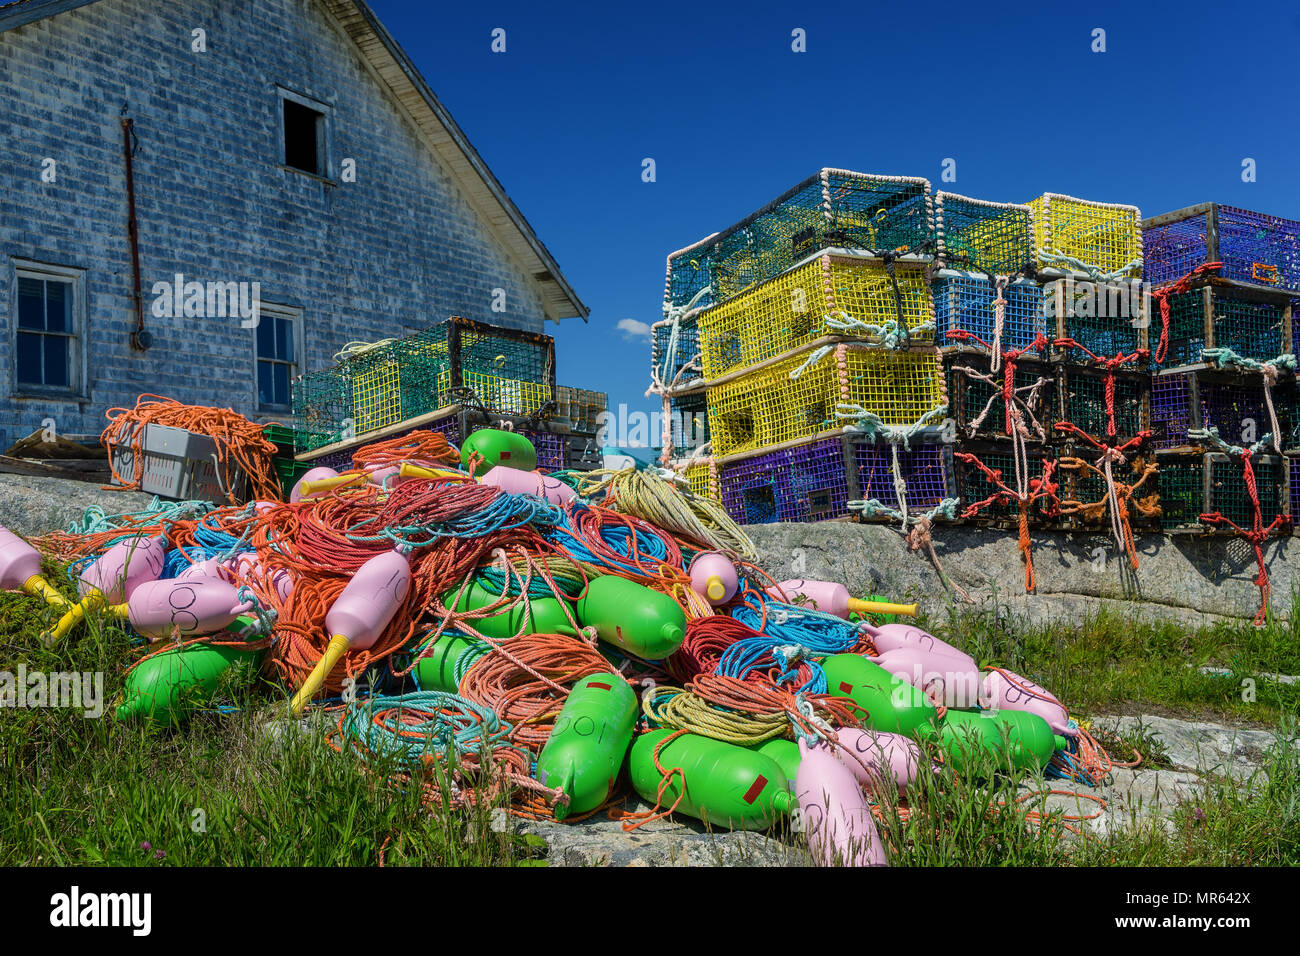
[1057,448,1162,533]
[944,351,1057,443]
[953,440,1062,528]
[1155,451,1287,534]
[1054,363,1151,448]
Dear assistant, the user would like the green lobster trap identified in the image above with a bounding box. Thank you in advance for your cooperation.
[944,351,1057,443]
[933,192,1034,276]
[664,169,933,315]
[1149,281,1292,370]
[1054,363,1151,447]
[953,440,1061,528]
[291,316,556,453]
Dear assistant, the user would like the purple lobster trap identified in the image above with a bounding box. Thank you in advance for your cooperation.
[1150,370,1294,453]
[1143,203,1300,293]
[848,438,953,521]
[717,436,851,525]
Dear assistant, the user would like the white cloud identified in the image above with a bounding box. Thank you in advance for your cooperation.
[617,318,652,343]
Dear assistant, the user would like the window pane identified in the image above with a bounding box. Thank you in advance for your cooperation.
[44,334,69,387]
[273,362,290,406]
[275,316,292,361]
[16,332,42,385]
[45,281,70,332]
[18,278,45,329]
[256,314,274,357]
[284,99,323,174]
[257,361,274,407]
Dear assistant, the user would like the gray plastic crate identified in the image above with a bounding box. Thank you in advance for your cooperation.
[565,431,603,471]
[108,424,249,505]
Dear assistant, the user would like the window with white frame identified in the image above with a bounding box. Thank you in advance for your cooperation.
[255,304,301,411]
[13,261,84,395]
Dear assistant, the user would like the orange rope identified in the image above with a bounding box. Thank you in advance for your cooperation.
[458,632,620,751]
[350,429,461,470]
[101,394,281,502]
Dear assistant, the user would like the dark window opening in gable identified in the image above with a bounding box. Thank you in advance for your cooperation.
[283,99,324,175]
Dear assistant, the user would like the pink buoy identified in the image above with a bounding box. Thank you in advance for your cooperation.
[290,548,412,716]
[0,527,44,591]
[479,465,576,506]
[126,578,254,640]
[860,621,968,661]
[222,554,295,603]
[833,728,926,794]
[688,552,738,606]
[176,558,228,585]
[764,578,917,620]
[325,548,410,646]
[289,467,339,503]
[980,668,1073,736]
[795,738,887,867]
[364,465,402,489]
[870,645,982,709]
[78,536,166,603]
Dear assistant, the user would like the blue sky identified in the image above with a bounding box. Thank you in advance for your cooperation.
[369,0,1300,436]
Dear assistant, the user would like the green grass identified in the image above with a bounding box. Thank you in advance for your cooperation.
[924,591,1300,725]
[1,563,1296,866]
[1075,722,1300,866]
[0,564,531,866]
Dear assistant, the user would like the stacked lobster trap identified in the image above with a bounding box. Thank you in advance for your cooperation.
[651,169,955,524]
[1141,205,1300,622]
[1142,205,1298,540]
[649,170,1300,609]
[935,189,1155,560]
[290,315,606,472]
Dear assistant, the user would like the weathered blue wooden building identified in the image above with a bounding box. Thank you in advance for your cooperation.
[0,0,586,446]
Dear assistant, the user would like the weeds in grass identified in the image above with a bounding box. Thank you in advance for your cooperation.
[1075,718,1300,866]
[2,562,1296,866]
[926,593,1300,724]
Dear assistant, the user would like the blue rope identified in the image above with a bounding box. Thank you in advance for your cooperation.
[731,602,860,656]
[714,636,827,694]
[545,504,675,576]
[343,493,562,549]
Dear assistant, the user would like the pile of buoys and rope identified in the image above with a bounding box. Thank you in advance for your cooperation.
[3,411,1136,866]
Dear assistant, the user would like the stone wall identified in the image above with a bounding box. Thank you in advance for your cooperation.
[746,522,1297,628]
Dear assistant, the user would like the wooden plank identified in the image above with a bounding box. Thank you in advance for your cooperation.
[0,455,109,482]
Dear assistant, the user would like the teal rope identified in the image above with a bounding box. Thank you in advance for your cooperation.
[848,496,961,524]
[65,497,214,538]
[337,691,512,767]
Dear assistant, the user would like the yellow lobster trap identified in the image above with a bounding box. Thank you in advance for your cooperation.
[683,459,720,501]
[697,254,934,380]
[1026,193,1142,278]
[706,344,946,458]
